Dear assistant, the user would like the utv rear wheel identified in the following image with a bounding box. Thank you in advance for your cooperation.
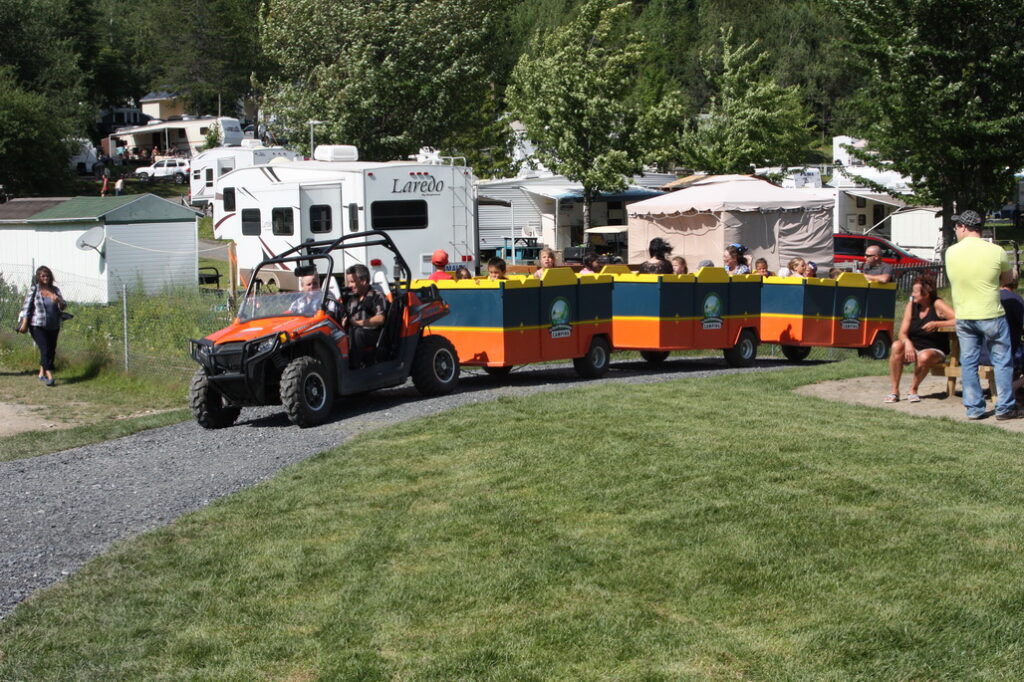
[413,336,460,396]
[281,356,335,427]
[640,350,670,366]
[189,368,240,429]
[723,329,758,367]
[781,344,811,362]
[574,336,611,378]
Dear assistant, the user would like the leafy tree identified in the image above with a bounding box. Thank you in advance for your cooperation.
[507,0,673,230]
[202,122,222,151]
[676,28,814,174]
[833,0,1024,247]
[260,0,510,161]
[0,68,75,195]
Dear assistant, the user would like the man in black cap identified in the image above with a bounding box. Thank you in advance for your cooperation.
[944,209,1021,419]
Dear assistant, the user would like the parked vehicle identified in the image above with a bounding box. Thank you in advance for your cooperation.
[188,141,299,209]
[189,230,460,428]
[212,145,477,291]
[135,158,190,184]
[834,233,932,268]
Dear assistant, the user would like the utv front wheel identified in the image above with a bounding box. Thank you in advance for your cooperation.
[413,336,460,396]
[281,356,335,427]
[189,368,240,429]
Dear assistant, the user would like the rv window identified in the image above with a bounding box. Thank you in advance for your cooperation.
[272,207,294,236]
[223,188,236,211]
[205,168,213,188]
[242,209,261,235]
[348,203,359,232]
[200,127,209,135]
[371,200,428,230]
[310,205,332,233]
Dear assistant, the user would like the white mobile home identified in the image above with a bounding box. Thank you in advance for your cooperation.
[108,117,244,157]
[189,140,300,208]
[213,145,476,289]
[0,195,198,303]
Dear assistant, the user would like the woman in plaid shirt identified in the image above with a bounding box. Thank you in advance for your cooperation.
[17,266,66,387]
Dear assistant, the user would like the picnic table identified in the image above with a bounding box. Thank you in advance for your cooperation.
[931,324,997,399]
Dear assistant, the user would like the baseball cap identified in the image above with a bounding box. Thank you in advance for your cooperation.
[431,249,449,267]
[952,209,984,228]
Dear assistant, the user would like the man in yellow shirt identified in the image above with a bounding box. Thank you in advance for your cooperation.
[944,209,1021,419]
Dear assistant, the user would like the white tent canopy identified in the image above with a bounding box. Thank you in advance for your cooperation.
[626,175,836,270]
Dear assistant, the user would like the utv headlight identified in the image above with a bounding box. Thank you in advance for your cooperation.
[253,336,278,354]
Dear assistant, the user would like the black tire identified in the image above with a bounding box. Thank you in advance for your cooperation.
[280,356,335,427]
[174,172,186,185]
[573,335,611,378]
[640,350,670,366]
[482,365,512,377]
[781,344,812,362]
[136,172,150,182]
[859,331,891,360]
[412,336,460,396]
[723,329,758,367]
[189,368,240,429]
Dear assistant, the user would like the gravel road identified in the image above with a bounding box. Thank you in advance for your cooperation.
[0,357,790,619]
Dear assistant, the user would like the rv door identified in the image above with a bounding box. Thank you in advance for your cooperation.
[299,184,346,273]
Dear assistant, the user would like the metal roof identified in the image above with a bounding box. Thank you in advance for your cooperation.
[29,195,142,221]
[0,195,199,225]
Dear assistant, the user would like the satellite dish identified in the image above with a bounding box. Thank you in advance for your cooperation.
[75,226,105,254]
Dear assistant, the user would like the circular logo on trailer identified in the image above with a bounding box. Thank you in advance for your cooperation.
[549,297,572,339]
[841,295,861,330]
[702,292,723,330]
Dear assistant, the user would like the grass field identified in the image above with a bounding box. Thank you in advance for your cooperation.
[2,360,1023,679]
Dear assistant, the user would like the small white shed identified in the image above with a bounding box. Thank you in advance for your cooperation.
[0,194,199,303]
[890,206,942,260]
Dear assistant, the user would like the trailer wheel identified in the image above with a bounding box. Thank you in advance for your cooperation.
[781,345,812,362]
[640,350,670,366]
[482,365,512,378]
[412,336,460,396]
[189,368,240,429]
[859,331,891,360]
[723,329,758,367]
[574,336,611,378]
[280,356,335,427]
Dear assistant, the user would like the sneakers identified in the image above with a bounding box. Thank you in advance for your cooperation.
[44,377,55,387]
[995,408,1024,421]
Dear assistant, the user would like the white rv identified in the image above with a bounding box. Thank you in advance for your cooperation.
[212,145,476,290]
[107,116,244,158]
[189,140,300,208]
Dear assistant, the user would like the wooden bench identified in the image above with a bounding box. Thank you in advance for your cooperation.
[930,323,997,398]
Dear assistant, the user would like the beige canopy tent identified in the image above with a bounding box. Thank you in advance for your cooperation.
[626,175,835,270]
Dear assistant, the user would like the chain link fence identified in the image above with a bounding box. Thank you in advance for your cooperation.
[0,263,234,381]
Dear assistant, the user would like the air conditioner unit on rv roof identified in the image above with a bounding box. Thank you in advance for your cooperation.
[313,145,359,162]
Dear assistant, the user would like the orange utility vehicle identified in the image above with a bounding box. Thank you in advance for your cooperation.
[189,231,459,428]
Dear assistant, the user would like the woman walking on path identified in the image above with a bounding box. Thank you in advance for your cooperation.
[17,266,67,387]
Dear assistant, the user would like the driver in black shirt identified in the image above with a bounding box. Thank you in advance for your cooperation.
[344,264,387,367]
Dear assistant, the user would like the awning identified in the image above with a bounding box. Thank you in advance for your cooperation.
[522,185,663,203]
[584,225,628,234]
[844,190,907,208]
[478,194,512,207]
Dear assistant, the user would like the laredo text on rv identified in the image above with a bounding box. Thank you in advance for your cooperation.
[212,145,477,291]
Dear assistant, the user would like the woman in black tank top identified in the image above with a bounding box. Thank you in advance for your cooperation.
[887,274,956,403]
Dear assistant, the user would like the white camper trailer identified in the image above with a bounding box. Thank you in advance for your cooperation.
[189,140,300,209]
[212,145,476,290]
[108,116,244,158]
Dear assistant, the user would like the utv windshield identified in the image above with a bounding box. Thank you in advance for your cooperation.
[238,290,328,322]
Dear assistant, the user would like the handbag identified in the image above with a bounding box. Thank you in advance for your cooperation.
[61,312,74,321]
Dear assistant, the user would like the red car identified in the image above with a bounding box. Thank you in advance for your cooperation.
[834,234,932,268]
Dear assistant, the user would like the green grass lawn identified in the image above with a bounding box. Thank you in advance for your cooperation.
[3,360,1024,679]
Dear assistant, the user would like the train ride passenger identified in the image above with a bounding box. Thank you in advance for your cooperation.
[862,245,894,283]
[886,274,956,403]
[638,238,673,274]
[428,249,454,281]
[534,248,557,279]
[579,252,600,274]
[754,258,773,277]
[487,257,507,280]
[806,261,819,277]
[671,256,688,275]
[828,267,843,279]
[454,266,473,280]
[723,243,750,275]
[787,257,808,278]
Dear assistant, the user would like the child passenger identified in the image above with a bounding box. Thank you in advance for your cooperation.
[671,256,688,274]
[487,257,507,280]
[754,258,772,277]
[533,248,557,279]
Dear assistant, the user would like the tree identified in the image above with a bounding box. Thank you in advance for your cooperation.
[202,122,221,151]
[676,27,814,174]
[507,0,670,230]
[0,68,75,195]
[260,0,510,161]
[833,0,1024,247]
